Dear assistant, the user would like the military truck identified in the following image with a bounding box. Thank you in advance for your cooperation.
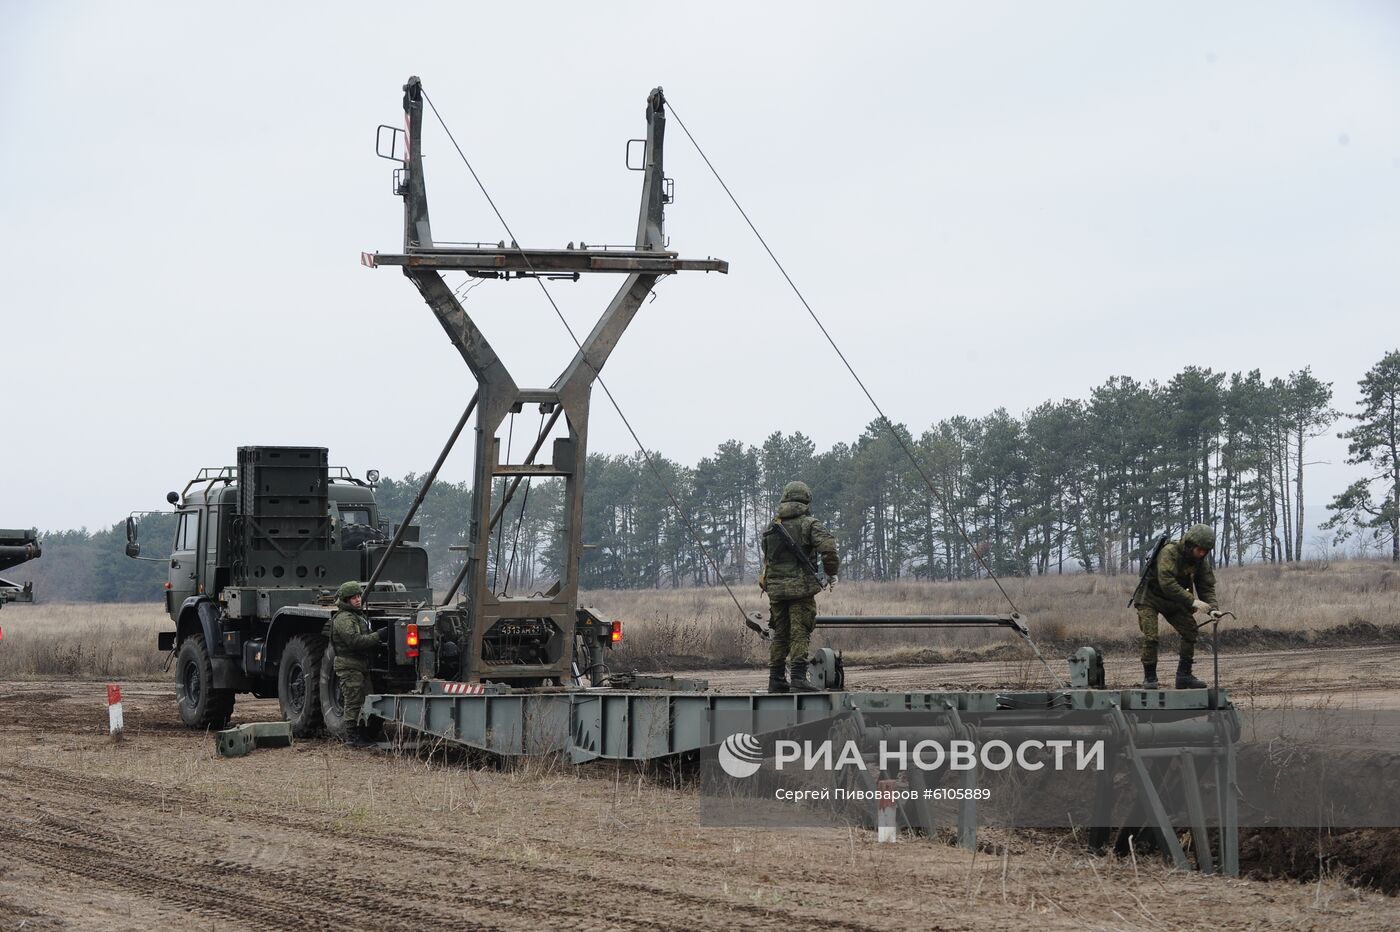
[125,446,434,737]
[128,444,621,738]
[0,528,41,606]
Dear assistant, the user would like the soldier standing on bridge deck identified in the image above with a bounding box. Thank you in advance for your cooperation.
[760,481,840,693]
[1131,524,1223,690]
[329,580,388,747]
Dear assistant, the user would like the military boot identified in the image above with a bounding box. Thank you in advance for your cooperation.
[1174,658,1207,689]
[344,726,376,749]
[767,660,789,694]
[788,659,818,693]
[1140,663,1159,689]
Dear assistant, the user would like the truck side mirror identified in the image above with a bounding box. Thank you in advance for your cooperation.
[166,491,180,505]
[125,516,140,558]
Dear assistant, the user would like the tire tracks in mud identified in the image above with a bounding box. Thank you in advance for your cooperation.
[0,808,666,932]
[4,760,889,932]
[0,821,366,932]
[0,889,62,932]
[0,763,649,931]
[0,808,537,932]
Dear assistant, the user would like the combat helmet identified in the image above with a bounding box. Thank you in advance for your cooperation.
[781,481,812,504]
[1183,524,1216,551]
[337,580,365,601]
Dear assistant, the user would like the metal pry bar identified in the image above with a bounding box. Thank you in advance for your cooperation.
[746,612,1029,638]
[814,614,1030,637]
[1195,609,1236,692]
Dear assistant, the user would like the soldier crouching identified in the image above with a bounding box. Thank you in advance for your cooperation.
[1131,524,1224,689]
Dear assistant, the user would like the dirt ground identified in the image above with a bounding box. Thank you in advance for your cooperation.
[3,649,1400,931]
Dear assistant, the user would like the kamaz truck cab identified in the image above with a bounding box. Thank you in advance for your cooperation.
[127,446,432,737]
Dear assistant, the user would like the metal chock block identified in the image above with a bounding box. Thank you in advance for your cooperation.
[216,721,294,758]
[1067,646,1106,688]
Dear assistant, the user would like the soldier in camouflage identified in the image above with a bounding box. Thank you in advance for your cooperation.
[760,481,840,693]
[1131,524,1222,689]
[329,580,386,746]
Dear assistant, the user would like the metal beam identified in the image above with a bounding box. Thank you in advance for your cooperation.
[1110,706,1190,870]
[404,268,519,397]
[401,77,433,249]
[492,465,570,477]
[365,393,478,595]
[365,249,727,275]
[1179,752,1215,874]
[634,88,668,250]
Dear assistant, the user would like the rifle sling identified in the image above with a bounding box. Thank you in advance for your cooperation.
[1129,534,1171,607]
[766,518,822,582]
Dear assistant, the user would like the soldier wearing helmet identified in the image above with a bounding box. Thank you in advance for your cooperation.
[329,580,386,746]
[759,481,840,693]
[1131,523,1221,689]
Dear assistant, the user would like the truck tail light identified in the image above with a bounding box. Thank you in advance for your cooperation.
[610,620,622,643]
[406,623,419,658]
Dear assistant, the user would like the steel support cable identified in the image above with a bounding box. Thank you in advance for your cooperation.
[665,100,1064,684]
[502,409,546,597]
[489,405,563,531]
[492,411,515,595]
[420,91,760,636]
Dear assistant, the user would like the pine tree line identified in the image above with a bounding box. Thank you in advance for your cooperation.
[398,354,1400,592]
[17,353,1400,601]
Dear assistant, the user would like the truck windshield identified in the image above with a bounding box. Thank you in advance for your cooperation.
[339,509,371,527]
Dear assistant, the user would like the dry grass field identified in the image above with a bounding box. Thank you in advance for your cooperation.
[0,602,169,680]
[2,560,1397,680]
[597,559,1400,671]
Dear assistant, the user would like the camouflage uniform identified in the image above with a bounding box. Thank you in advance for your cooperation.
[761,482,839,692]
[329,580,379,738]
[1131,525,1219,688]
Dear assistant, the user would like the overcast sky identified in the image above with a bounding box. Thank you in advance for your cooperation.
[2,1,1396,546]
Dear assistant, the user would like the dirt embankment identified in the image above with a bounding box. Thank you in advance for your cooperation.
[1242,828,1400,894]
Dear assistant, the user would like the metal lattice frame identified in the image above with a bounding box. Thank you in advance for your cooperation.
[364,78,726,684]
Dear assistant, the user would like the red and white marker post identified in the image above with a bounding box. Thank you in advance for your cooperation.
[107,684,124,736]
[877,778,898,843]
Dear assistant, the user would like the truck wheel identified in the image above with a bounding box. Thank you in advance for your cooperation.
[175,634,235,730]
[319,646,384,740]
[277,634,327,737]
[319,645,349,738]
